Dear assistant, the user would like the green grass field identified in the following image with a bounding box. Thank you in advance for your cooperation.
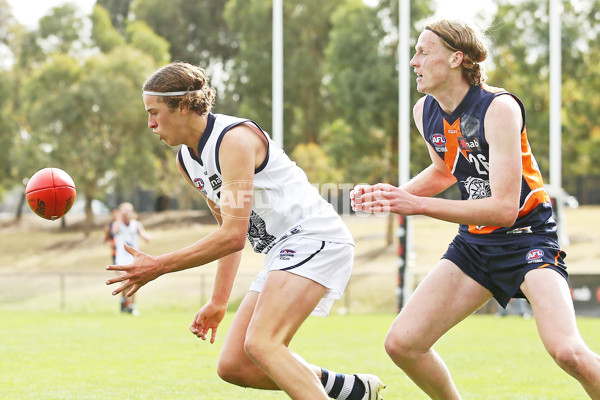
[2,208,600,398]
[1,310,598,399]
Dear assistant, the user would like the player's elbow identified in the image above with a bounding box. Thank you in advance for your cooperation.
[495,204,519,227]
[223,229,247,252]
[218,222,247,253]
[230,234,247,252]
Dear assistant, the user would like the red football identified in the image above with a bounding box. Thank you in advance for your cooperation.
[25,168,76,221]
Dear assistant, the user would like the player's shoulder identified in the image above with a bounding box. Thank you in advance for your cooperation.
[413,95,427,114]
[487,93,522,120]
[413,96,428,132]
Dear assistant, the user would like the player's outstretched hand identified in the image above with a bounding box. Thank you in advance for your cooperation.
[351,183,416,215]
[105,244,162,297]
[190,301,227,344]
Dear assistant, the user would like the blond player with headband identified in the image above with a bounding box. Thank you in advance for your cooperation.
[107,62,385,400]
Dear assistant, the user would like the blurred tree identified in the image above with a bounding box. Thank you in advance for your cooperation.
[0,0,46,218]
[222,0,271,128]
[91,4,125,53]
[0,67,16,200]
[37,4,85,56]
[290,142,344,185]
[323,0,396,183]
[125,20,170,65]
[22,48,163,234]
[131,0,240,114]
[0,0,16,197]
[96,0,132,34]
[132,0,238,68]
[323,0,434,184]
[223,0,348,150]
[489,0,600,199]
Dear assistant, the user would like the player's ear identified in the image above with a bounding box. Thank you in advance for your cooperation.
[450,51,463,68]
[179,101,190,115]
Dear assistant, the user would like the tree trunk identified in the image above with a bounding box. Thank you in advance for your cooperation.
[14,191,26,221]
[84,194,94,237]
[155,195,170,212]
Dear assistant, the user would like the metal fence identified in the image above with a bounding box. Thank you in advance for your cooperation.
[0,271,398,314]
[3,271,599,317]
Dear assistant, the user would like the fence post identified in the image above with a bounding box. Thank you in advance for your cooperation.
[60,273,66,311]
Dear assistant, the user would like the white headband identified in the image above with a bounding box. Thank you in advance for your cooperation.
[142,90,201,96]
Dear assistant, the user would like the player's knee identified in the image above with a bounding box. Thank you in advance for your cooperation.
[384,330,421,362]
[216,362,238,385]
[216,356,243,386]
[549,343,588,378]
[243,334,271,367]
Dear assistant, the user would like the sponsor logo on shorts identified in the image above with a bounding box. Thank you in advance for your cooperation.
[526,249,544,263]
[279,249,296,260]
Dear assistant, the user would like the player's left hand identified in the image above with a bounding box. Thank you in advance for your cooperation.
[190,301,227,343]
[351,183,416,215]
[105,244,162,297]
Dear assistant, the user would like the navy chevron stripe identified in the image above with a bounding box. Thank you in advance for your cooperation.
[280,241,325,271]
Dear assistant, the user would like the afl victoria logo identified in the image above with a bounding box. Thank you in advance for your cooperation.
[432,134,446,146]
[193,178,204,189]
[526,249,544,262]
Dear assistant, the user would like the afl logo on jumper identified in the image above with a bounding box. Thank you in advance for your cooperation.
[432,134,447,152]
[526,249,544,263]
[193,178,205,189]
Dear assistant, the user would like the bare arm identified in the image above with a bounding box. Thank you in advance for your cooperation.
[136,222,151,242]
[353,95,522,227]
[106,125,265,297]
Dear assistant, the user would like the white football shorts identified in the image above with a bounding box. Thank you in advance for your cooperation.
[249,236,354,316]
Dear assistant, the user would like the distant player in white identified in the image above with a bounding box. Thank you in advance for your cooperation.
[106,62,385,400]
[111,202,150,315]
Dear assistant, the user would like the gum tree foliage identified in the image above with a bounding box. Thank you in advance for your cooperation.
[0,0,16,196]
[130,0,240,114]
[322,0,434,184]
[96,0,133,34]
[22,48,160,233]
[223,0,346,151]
[489,0,600,190]
[132,0,237,65]
[0,0,47,211]
[17,4,171,232]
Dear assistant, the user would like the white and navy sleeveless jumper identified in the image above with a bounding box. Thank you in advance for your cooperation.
[177,113,354,254]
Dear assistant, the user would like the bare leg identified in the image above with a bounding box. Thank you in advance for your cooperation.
[216,290,280,389]
[521,268,600,399]
[217,271,330,399]
[243,270,330,399]
[385,259,492,400]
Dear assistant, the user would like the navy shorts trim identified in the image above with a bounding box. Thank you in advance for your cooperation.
[442,234,568,308]
[280,241,325,271]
